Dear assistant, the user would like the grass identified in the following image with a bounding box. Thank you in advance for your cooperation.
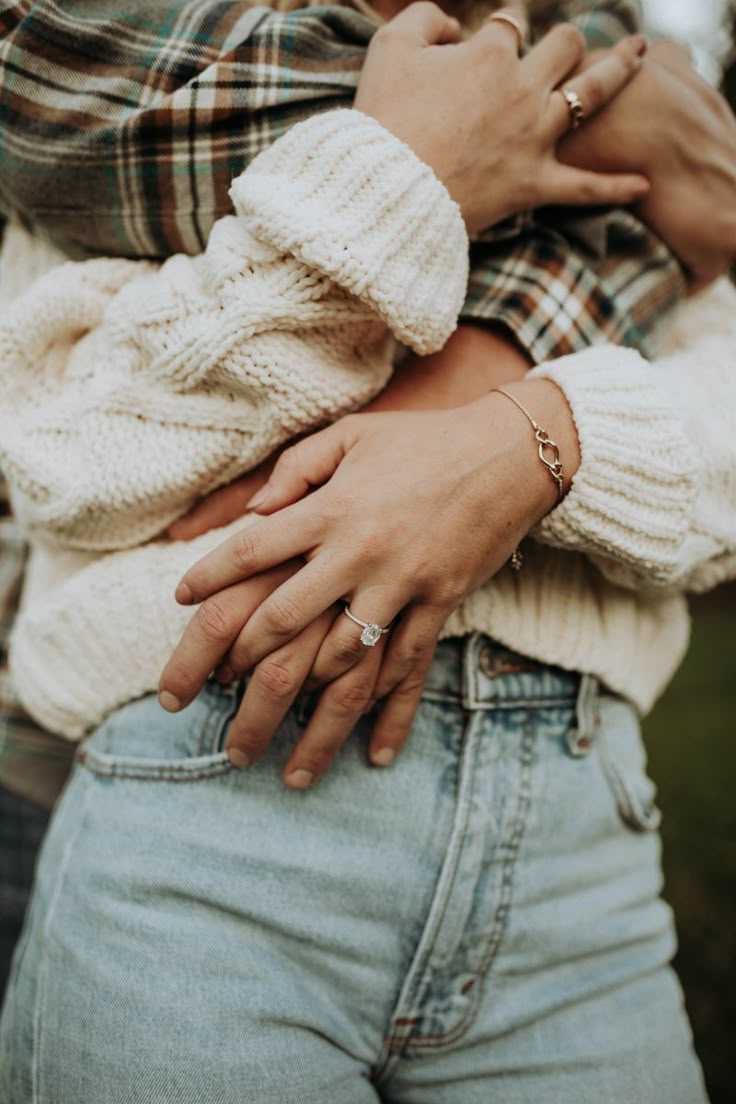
[643,584,736,1104]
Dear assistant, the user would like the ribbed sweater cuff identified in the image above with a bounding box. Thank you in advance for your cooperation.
[530,346,698,585]
[229,109,468,354]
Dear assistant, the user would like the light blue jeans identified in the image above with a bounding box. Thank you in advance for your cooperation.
[0,635,707,1103]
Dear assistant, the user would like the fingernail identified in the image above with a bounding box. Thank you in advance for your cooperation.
[159,690,181,713]
[633,33,648,56]
[215,664,235,684]
[175,582,194,605]
[246,487,271,511]
[285,768,314,790]
[371,747,396,767]
[227,747,251,768]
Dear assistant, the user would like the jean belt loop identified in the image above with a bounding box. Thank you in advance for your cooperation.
[461,632,483,710]
[566,672,600,757]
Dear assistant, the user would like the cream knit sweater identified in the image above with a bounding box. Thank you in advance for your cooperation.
[2,110,735,738]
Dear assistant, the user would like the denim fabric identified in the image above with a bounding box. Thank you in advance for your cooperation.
[0,635,707,1103]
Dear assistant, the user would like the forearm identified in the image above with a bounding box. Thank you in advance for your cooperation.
[365,325,529,414]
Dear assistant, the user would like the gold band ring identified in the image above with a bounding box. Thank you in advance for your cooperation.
[559,88,585,130]
[486,12,526,53]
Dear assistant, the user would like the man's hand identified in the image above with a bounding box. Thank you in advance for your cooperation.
[560,43,736,290]
[160,379,580,788]
[355,4,649,233]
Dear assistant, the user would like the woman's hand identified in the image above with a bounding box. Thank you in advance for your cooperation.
[168,324,530,540]
[353,4,649,233]
[559,42,736,289]
[160,378,580,787]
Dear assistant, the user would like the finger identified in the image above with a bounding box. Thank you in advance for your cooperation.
[546,34,648,138]
[168,460,276,541]
[475,8,528,56]
[224,611,335,768]
[306,587,403,686]
[521,21,585,86]
[368,647,436,767]
[282,638,386,789]
[544,164,649,207]
[247,422,352,515]
[175,498,324,605]
[372,606,444,700]
[224,557,352,675]
[379,1,461,47]
[158,563,298,711]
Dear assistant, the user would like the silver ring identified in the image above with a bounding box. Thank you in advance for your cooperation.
[487,12,526,54]
[559,87,585,130]
[343,605,391,647]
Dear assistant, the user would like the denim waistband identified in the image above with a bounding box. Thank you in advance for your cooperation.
[424,634,581,709]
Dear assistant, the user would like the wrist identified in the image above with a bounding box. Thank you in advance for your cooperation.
[489,379,582,521]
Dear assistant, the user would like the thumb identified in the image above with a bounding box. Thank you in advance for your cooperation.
[383,1,461,46]
[246,420,352,514]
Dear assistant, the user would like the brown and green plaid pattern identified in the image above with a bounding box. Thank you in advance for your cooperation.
[0,0,684,364]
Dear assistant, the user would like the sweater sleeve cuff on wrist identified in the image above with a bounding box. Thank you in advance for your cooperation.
[229,109,468,354]
[528,345,698,585]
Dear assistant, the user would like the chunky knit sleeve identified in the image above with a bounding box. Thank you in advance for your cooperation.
[0,110,467,551]
[529,279,736,593]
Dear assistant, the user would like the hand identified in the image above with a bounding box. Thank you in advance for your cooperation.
[160,379,580,787]
[168,324,530,540]
[559,43,736,289]
[354,4,650,232]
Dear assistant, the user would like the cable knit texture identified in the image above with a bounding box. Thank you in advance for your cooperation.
[0,110,467,551]
[1,110,735,736]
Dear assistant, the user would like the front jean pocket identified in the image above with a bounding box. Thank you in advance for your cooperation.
[75,681,240,782]
[596,695,662,833]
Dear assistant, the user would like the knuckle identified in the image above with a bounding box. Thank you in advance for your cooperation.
[554,22,584,54]
[576,179,600,205]
[262,594,302,638]
[256,659,299,701]
[196,599,233,643]
[231,529,258,573]
[333,633,366,665]
[400,635,435,668]
[397,668,428,696]
[330,681,373,717]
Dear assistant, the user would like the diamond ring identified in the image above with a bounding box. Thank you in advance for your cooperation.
[343,605,391,647]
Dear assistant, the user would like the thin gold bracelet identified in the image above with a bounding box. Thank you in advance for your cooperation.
[491,388,565,571]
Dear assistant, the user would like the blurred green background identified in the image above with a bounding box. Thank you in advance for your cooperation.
[639,4,735,1101]
[643,589,736,1104]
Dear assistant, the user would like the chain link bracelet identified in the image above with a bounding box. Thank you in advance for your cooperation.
[491,388,565,571]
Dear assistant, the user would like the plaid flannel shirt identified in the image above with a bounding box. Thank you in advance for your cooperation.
[0,0,685,805]
[0,0,685,362]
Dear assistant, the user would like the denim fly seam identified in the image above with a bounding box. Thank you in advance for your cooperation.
[375,635,584,1078]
